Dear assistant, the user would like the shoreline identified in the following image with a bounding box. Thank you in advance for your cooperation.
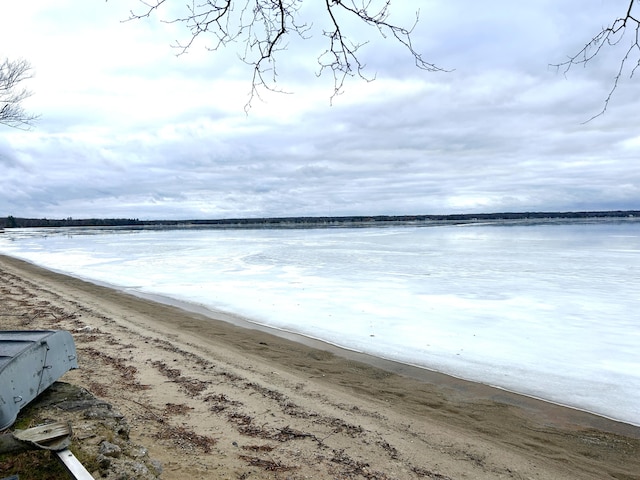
[105,286,640,434]
[6,254,640,433]
[2,253,640,479]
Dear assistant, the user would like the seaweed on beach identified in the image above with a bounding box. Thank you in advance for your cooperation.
[153,424,216,453]
[204,393,243,409]
[176,378,209,396]
[228,413,316,443]
[151,337,214,369]
[410,466,454,480]
[238,455,296,472]
[151,360,209,395]
[330,449,390,480]
[378,440,400,460]
[163,403,193,416]
[217,370,244,382]
[241,444,275,452]
[282,400,318,419]
[151,360,181,378]
[0,299,76,326]
[243,381,287,402]
[274,426,316,442]
[204,393,233,403]
[74,333,100,342]
[228,412,254,426]
[82,347,150,390]
[87,381,109,397]
[316,416,364,437]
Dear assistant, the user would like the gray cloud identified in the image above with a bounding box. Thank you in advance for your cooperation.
[1,1,639,219]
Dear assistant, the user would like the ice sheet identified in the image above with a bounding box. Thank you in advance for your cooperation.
[1,221,639,425]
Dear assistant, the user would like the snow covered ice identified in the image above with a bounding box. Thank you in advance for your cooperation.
[1,219,639,425]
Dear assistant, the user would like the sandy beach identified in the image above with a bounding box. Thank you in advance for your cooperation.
[1,253,639,479]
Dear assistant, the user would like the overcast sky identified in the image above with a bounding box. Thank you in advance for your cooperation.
[1,0,639,220]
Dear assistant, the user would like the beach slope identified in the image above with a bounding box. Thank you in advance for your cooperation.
[1,254,639,479]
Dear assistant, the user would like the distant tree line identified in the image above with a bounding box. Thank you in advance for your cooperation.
[0,216,143,228]
[2,211,638,230]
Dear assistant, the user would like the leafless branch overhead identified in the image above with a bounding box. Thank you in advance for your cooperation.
[0,58,39,129]
[551,0,640,121]
[124,0,445,110]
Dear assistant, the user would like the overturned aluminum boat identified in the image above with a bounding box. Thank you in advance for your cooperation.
[0,330,78,430]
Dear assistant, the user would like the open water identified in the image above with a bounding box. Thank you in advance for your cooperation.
[1,219,639,425]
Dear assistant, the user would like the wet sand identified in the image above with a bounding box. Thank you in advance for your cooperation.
[1,254,639,479]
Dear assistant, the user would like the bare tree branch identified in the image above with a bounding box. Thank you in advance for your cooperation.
[122,0,445,110]
[321,1,446,103]
[551,0,640,121]
[0,58,39,129]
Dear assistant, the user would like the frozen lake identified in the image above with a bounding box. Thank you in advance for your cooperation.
[1,219,639,425]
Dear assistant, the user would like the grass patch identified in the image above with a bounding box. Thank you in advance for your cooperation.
[0,449,69,480]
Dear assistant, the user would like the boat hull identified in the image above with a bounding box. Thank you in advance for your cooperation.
[0,330,78,430]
